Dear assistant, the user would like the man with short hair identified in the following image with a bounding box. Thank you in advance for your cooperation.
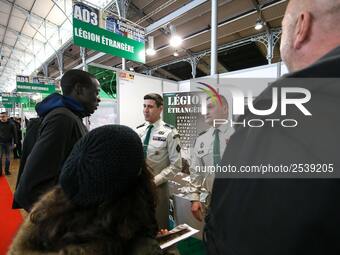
[0,112,17,176]
[189,96,234,222]
[205,0,340,254]
[137,93,182,229]
[14,69,100,211]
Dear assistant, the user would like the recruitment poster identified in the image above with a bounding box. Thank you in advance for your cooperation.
[163,92,209,151]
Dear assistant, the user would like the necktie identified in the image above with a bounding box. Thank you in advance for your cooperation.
[143,125,153,158]
[213,128,221,166]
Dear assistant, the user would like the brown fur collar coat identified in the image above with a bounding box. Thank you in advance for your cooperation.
[8,216,163,255]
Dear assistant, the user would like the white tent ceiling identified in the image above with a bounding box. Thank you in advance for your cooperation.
[0,0,288,92]
[0,0,109,91]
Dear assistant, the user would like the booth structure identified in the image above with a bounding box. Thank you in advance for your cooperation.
[86,62,178,129]
[76,61,290,241]
[87,61,289,130]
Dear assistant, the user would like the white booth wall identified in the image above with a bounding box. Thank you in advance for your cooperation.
[163,80,179,93]
[90,99,118,130]
[118,71,178,129]
[179,62,289,93]
[220,62,288,78]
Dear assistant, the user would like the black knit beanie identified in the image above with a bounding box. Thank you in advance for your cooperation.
[59,125,144,207]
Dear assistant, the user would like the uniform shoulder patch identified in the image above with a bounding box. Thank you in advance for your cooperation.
[164,123,175,129]
[136,123,146,129]
[193,130,207,147]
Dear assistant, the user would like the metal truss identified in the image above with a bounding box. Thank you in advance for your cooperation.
[148,29,281,76]
[103,0,119,16]
[103,0,130,18]
[251,28,282,64]
[145,0,208,34]
[136,0,177,25]
[184,53,207,78]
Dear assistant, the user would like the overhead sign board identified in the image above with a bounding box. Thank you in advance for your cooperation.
[1,103,13,109]
[73,2,99,26]
[72,2,145,63]
[16,82,56,94]
[1,96,29,104]
[32,76,56,85]
[105,15,145,42]
[16,75,57,94]
[16,75,29,83]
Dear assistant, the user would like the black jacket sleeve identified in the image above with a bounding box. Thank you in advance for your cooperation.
[14,113,80,211]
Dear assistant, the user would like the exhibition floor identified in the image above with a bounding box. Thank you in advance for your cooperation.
[0,159,24,255]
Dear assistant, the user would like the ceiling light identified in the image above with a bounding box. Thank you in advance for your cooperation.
[168,25,183,47]
[255,18,265,30]
[169,35,183,47]
[146,36,156,56]
[146,48,156,56]
[173,51,179,57]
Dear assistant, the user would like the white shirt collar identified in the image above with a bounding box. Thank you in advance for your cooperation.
[209,124,230,136]
[147,118,162,128]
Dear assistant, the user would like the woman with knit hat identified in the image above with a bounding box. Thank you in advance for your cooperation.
[9,125,163,255]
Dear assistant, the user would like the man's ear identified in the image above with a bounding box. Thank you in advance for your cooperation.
[74,83,83,95]
[294,11,312,49]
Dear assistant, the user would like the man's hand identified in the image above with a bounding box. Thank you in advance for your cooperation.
[191,201,204,222]
[158,229,169,236]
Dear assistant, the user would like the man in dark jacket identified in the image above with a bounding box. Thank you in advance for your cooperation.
[0,112,18,175]
[205,0,340,254]
[14,69,100,211]
[13,118,22,159]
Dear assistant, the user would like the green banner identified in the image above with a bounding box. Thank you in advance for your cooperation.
[16,82,56,94]
[1,96,29,104]
[1,96,15,103]
[2,103,13,108]
[18,97,29,104]
[73,18,145,63]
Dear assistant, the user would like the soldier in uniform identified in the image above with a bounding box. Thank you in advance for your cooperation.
[137,93,182,229]
[189,95,234,222]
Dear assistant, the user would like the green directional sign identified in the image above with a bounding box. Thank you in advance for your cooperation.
[1,96,29,104]
[1,96,15,103]
[18,96,29,104]
[16,82,56,94]
[2,103,13,109]
[73,18,145,63]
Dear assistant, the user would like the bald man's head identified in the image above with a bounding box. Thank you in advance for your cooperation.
[280,0,340,72]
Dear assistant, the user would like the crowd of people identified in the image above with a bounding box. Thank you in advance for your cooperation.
[3,0,340,254]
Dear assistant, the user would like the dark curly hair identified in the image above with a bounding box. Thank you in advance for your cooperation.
[28,162,158,254]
